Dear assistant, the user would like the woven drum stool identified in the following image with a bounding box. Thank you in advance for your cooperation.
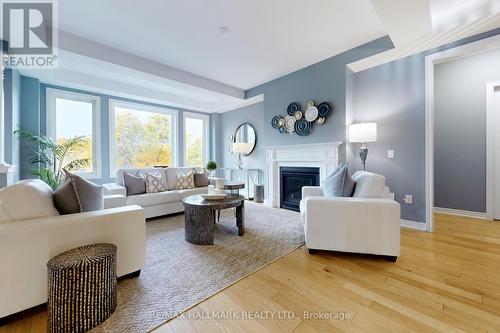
[47,243,117,333]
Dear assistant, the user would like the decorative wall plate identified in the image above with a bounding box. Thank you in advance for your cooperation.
[316,116,326,125]
[317,102,331,117]
[295,118,312,136]
[284,115,296,133]
[278,126,286,134]
[307,100,315,108]
[294,111,303,120]
[287,103,300,116]
[305,106,319,122]
[271,115,283,129]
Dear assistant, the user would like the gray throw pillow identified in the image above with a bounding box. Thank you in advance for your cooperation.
[53,177,81,214]
[64,170,104,212]
[124,172,146,195]
[323,164,355,197]
[194,172,210,187]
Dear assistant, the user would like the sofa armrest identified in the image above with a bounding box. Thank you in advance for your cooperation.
[103,182,127,197]
[303,197,401,256]
[304,197,400,218]
[302,186,323,199]
[104,194,126,208]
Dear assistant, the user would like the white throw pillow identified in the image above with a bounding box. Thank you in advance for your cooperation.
[145,172,168,193]
[176,170,195,190]
[352,171,386,198]
[0,179,60,221]
[0,203,12,223]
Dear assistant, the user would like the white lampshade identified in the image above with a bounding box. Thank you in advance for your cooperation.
[232,142,252,154]
[348,123,377,143]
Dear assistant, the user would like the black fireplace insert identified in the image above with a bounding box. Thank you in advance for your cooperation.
[280,166,320,212]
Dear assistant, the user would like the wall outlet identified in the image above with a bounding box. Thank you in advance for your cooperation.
[403,195,413,204]
[387,150,395,159]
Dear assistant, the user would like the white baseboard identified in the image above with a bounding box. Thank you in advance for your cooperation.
[401,219,427,231]
[434,207,488,220]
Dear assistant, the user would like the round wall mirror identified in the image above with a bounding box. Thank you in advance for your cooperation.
[233,123,256,156]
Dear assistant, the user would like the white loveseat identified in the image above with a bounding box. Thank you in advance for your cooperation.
[300,171,401,260]
[103,167,208,218]
[0,180,146,318]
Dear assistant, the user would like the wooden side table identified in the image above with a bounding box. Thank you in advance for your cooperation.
[47,243,117,333]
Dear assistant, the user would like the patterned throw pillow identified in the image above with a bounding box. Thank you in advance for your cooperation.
[176,170,195,190]
[145,172,167,193]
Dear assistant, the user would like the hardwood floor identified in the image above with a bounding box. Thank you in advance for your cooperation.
[2,213,500,333]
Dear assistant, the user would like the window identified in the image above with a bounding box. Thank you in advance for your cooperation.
[183,112,209,167]
[46,88,101,178]
[109,100,177,173]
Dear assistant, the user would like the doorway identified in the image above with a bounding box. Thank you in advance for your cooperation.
[488,83,500,220]
[425,34,500,232]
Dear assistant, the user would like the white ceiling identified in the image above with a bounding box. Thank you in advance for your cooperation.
[57,0,387,90]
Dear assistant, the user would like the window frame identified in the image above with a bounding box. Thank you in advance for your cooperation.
[46,88,102,179]
[108,99,178,176]
[183,111,210,167]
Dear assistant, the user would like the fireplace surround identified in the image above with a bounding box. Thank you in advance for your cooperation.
[264,142,341,208]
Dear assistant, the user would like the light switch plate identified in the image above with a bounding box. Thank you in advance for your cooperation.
[387,150,395,159]
[403,195,413,204]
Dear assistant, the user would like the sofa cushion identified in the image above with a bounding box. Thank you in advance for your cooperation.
[123,172,146,195]
[145,172,167,193]
[65,170,104,212]
[53,177,81,214]
[0,203,12,223]
[323,164,355,197]
[126,191,181,207]
[177,187,208,199]
[0,179,59,221]
[352,171,386,198]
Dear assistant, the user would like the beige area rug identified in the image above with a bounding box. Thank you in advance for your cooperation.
[93,201,304,332]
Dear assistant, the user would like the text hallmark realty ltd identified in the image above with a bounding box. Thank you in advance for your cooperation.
[152,310,353,321]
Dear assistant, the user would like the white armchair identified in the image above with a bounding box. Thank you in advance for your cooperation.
[300,172,401,261]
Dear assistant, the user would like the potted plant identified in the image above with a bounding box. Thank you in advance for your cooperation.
[206,160,217,184]
[15,128,91,190]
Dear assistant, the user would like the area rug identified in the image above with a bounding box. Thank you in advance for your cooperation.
[93,202,304,332]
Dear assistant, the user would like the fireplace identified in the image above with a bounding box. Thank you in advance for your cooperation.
[280,167,320,212]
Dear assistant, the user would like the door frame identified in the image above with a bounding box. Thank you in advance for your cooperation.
[425,34,500,232]
[486,81,500,220]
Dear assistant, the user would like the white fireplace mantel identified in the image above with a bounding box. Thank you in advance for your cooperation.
[264,142,342,207]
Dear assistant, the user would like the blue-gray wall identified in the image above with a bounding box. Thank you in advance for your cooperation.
[9,78,213,184]
[352,54,426,222]
[245,36,395,161]
[352,28,500,223]
[220,28,500,223]
[220,102,265,171]
[434,48,500,213]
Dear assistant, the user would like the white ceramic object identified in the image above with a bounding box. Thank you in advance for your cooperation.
[208,185,215,194]
[284,115,296,133]
[305,106,319,122]
[201,193,227,200]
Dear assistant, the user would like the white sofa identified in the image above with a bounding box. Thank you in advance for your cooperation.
[300,171,401,260]
[103,167,208,218]
[0,180,146,318]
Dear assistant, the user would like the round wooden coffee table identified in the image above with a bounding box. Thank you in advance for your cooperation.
[183,194,245,245]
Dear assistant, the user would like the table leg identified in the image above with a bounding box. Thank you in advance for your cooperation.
[236,200,245,236]
[185,205,215,245]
